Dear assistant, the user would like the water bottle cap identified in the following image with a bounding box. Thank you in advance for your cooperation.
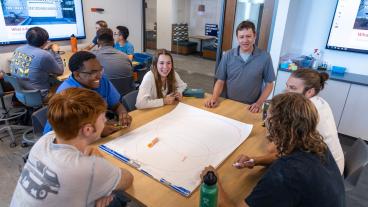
[204,171,217,186]
[71,34,75,37]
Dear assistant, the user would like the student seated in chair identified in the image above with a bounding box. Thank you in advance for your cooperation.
[10,27,64,97]
[11,88,133,207]
[114,26,134,57]
[135,49,187,109]
[84,20,108,51]
[237,69,345,175]
[201,92,345,207]
[93,27,133,79]
[43,51,132,136]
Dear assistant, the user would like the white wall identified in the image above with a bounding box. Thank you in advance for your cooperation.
[176,0,190,24]
[281,0,368,76]
[0,0,143,73]
[269,0,291,73]
[188,0,222,36]
[156,0,175,50]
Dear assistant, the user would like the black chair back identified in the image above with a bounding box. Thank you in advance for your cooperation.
[344,138,368,186]
[110,76,135,97]
[121,90,138,112]
[31,106,48,137]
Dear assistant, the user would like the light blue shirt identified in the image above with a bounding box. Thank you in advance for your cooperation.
[240,51,251,62]
[43,75,120,134]
[114,41,134,55]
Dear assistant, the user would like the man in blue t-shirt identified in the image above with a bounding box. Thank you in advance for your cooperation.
[114,26,134,55]
[201,93,345,207]
[43,51,132,136]
[10,27,64,96]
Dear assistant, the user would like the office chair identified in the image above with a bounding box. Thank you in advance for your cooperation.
[22,106,48,162]
[344,138,368,191]
[0,82,28,147]
[121,90,138,112]
[4,74,44,147]
[133,53,153,84]
[4,75,43,109]
[109,76,135,97]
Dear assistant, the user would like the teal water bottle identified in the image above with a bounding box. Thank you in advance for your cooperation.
[199,171,218,207]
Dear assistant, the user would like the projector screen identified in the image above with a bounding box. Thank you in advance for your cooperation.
[0,0,86,45]
[326,0,368,54]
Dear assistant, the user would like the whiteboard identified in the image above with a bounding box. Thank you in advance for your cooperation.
[100,103,253,196]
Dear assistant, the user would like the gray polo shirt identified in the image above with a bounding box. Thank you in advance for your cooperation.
[216,46,275,104]
[93,46,133,79]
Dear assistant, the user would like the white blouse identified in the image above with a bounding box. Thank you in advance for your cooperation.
[311,96,345,174]
[135,71,187,109]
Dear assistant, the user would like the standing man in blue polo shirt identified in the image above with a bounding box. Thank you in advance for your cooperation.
[205,20,275,113]
[43,51,132,136]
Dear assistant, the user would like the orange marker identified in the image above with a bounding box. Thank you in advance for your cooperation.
[147,137,159,148]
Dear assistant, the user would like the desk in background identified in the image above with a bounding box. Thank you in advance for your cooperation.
[92,95,269,207]
[189,35,216,55]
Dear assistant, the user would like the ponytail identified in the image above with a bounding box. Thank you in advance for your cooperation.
[319,72,329,90]
[291,69,329,95]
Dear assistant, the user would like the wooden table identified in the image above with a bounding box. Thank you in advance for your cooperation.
[92,95,269,207]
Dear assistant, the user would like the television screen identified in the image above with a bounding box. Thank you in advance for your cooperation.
[0,0,85,45]
[326,0,368,54]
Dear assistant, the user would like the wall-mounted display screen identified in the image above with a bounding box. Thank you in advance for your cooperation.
[326,0,368,54]
[0,0,85,45]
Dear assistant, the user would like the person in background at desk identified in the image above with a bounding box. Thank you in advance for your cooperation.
[202,93,345,207]
[11,88,133,207]
[43,51,132,136]
[93,27,133,79]
[237,69,345,175]
[114,26,134,57]
[84,20,108,51]
[136,49,187,109]
[10,26,64,97]
[205,20,275,113]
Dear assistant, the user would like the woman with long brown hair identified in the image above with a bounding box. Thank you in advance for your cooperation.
[201,92,345,207]
[136,49,187,109]
[235,69,344,174]
[285,69,344,173]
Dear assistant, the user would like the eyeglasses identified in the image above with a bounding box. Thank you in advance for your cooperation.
[79,67,104,77]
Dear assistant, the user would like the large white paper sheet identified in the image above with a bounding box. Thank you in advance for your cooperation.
[100,103,253,196]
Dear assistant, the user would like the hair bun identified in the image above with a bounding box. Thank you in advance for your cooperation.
[319,72,329,90]
[320,72,329,82]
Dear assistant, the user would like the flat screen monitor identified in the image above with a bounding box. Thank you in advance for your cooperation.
[0,0,86,45]
[326,0,368,54]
